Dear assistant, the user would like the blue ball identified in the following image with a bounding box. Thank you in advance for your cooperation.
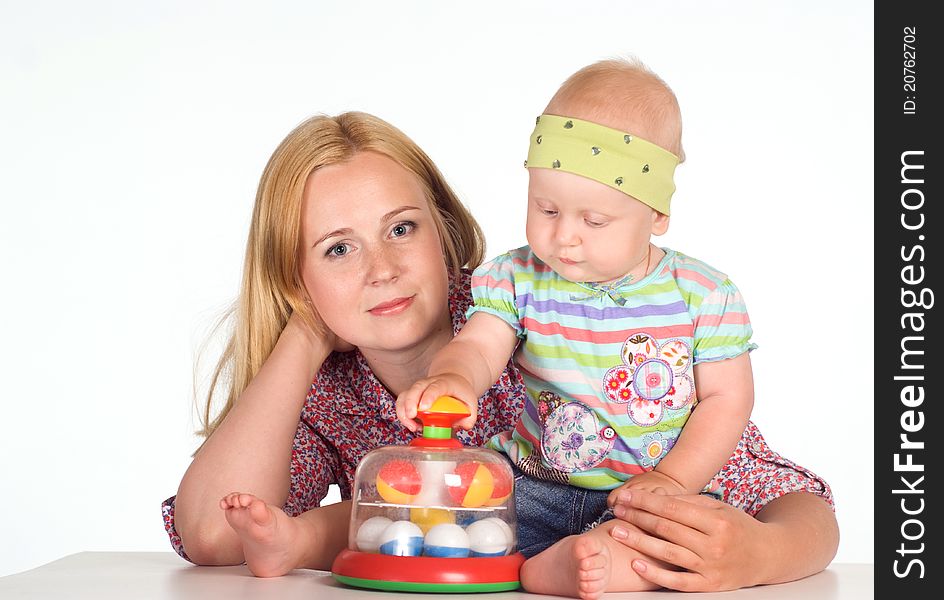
[378,521,424,556]
[423,523,470,558]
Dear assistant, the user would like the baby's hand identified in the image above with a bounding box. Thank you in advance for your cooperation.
[396,374,477,432]
[607,470,687,506]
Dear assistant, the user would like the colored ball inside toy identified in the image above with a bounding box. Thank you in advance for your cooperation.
[355,516,393,553]
[378,520,424,556]
[483,462,513,506]
[376,460,422,505]
[423,523,471,558]
[447,461,495,508]
[409,507,455,535]
[466,518,512,557]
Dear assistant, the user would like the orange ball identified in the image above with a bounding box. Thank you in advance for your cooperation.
[484,462,513,506]
[376,460,422,505]
[447,461,495,508]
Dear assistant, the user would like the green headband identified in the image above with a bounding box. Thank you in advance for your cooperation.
[525,114,679,215]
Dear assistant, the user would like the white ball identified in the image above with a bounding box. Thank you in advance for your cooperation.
[378,520,425,556]
[467,518,512,557]
[481,518,513,544]
[423,523,470,558]
[355,516,393,552]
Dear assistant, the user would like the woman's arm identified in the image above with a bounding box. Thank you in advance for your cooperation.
[293,500,354,571]
[607,490,839,591]
[174,314,332,565]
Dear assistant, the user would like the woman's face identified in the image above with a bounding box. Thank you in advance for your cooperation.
[299,151,451,353]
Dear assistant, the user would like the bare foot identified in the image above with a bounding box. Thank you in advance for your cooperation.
[520,534,611,600]
[220,492,301,577]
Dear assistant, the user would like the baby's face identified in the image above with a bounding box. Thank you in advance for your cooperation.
[525,168,666,284]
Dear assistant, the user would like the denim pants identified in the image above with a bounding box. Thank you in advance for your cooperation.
[511,463,615,558]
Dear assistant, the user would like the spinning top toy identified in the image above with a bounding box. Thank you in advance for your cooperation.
[332,396,525,592]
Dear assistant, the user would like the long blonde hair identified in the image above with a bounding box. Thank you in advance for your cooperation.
[198,112,485,440]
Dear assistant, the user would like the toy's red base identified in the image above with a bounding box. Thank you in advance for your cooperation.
[332,549,525,590]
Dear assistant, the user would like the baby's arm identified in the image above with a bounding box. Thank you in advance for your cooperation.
[396,312,518,431]
[653,352,755,493]
[614,352,754,499]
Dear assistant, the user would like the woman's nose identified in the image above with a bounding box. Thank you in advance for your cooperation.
[366,245,400,284]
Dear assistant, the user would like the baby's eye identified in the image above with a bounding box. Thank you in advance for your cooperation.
[390,221,416,238]
[326,243,350,257]
[541,208,558,217]
[585,219,607,228]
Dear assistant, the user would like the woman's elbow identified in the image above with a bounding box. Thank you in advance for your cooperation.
[176,519,245,566]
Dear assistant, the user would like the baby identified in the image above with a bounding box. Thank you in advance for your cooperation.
[397,58,756,599]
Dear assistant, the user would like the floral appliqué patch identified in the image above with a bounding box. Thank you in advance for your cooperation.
[602,333,695,427]
[538,391,616,473]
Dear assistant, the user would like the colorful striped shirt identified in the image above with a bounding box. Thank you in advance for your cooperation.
[470,246,757,490]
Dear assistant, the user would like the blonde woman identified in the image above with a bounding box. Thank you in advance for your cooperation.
[164,112,838,592]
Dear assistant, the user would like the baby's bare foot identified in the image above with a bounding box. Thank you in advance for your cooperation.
[572,536,611,600]
[220,492,300,577]
[520,534,611,600]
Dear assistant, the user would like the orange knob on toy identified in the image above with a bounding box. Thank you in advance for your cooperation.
[411,396,471,449]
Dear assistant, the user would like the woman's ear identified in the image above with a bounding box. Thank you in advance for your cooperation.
[651,212,670,236]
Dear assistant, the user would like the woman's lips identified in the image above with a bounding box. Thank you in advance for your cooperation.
[368,296,415,316]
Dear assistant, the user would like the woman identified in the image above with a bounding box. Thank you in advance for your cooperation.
[164,111,838,591]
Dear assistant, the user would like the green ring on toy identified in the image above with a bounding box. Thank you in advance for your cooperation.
[333,574,521,593]
[422,424,452,439]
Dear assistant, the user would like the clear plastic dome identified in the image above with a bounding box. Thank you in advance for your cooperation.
[348,443,517,558]
[332,397,524,592]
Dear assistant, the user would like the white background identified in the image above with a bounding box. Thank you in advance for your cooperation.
[0,1,873,577]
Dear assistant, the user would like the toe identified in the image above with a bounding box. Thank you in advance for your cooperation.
[248,499,272,525]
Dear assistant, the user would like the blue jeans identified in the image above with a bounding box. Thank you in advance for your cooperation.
[511,463,615,558]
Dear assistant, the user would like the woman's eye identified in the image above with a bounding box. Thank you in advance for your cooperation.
[390,221,415,237]
[327,243,350,257]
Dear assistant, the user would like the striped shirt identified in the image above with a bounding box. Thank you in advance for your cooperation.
[470,246,757,490]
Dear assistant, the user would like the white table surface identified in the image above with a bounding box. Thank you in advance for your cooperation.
[0,552,873,599]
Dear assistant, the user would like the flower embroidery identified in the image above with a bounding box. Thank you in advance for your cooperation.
[640,431,672,468]
[541,402,616,473]
[561,432,584,451]
[602,333,695,426]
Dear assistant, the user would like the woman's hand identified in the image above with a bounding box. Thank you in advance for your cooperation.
[285,308,354,357]
[606,489,775,591]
